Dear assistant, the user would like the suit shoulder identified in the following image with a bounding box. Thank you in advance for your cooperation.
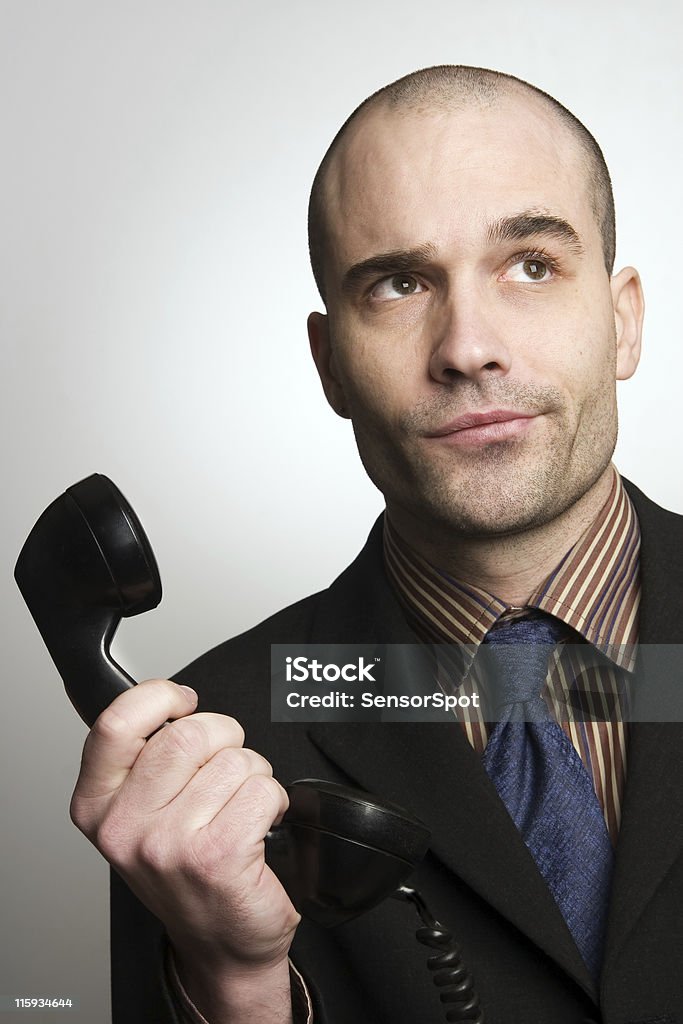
[623,476,683,527]
[171,516,387,691]
[172,588,324,690]
[169,588,331,747]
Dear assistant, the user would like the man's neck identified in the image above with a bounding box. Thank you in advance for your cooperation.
[387,465,616,607]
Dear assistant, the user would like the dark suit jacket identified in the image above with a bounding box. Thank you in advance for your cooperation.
[111,479,683,1024]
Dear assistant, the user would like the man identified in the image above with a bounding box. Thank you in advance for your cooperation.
[70,66,683,1023]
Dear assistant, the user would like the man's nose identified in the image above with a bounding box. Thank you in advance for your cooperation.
[428,291,512,384]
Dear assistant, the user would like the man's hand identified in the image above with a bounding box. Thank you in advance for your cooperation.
[70,679,301,1021]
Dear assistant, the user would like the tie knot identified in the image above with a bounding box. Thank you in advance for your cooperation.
[482,614,566,719]
[484,614,566,647]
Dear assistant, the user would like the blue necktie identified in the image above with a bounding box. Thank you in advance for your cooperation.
[480,614,614,981]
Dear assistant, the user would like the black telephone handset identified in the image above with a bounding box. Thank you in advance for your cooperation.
[15,474,484,1023]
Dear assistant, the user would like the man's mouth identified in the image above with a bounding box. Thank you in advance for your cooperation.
[424,409,540,446]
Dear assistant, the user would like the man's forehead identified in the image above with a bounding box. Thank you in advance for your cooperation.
[328,92,583,189]
[322,96,593,268]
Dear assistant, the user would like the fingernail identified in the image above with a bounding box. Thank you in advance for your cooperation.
[179,685,198,704]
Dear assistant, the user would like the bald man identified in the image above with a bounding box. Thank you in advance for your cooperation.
[71,67,683,1024]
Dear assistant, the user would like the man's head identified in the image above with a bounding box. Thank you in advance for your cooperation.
[307,66,644,547]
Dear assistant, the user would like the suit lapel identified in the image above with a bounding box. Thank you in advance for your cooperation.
[605,481,683,967]
[306,518,595,996]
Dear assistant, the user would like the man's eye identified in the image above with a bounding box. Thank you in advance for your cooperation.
[505,257,554,282]
[370,274,426,300]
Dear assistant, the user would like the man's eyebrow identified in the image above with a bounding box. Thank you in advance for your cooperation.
[341,243,439,295]
[486,211,585,255]
[341,215,584,295]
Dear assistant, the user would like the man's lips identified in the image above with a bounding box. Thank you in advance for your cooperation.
[424,409,540,446]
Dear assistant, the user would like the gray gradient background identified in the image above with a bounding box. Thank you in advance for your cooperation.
[2,2,682,1020]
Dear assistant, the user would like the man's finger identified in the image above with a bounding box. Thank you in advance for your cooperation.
[109,712,248,816]
[199,774,290,869]
[152,746,276,832]
[73,679,199,802]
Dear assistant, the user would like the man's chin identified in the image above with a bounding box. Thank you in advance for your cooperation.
[406,477,567,539]
[427,506,555,540]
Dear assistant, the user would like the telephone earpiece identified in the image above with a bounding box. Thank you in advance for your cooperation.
[14,474,430,926]
[14,474,162,727]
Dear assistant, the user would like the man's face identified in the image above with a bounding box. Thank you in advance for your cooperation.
[309,95,641,539]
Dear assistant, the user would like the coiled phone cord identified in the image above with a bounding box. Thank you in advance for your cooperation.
[393,885,485,1024]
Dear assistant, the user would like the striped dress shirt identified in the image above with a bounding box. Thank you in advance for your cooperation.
[383,465,640,843]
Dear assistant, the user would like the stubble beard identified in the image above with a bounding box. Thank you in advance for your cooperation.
[395,433,589,539]
[352,389,618,542]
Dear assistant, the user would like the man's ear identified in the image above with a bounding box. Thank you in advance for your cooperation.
[307,311,351,418]
[611,266,644,381]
